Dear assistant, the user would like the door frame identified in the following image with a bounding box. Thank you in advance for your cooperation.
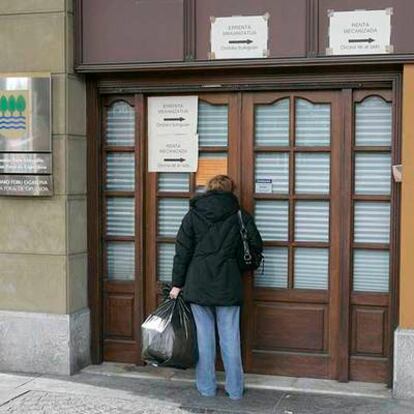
[86,69,402,385]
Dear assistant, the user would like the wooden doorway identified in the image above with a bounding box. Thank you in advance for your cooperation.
[89,88,398,383]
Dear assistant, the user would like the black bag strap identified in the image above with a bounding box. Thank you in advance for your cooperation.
[237,210,252,264]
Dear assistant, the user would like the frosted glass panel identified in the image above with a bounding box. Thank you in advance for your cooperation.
[353,250,389,292]
[106,198,134,236]
[254,248,288,288]
[355,97,392,146]
[107,242,135,280]
[355,153,391,195]
[198,101,228,147]
[158,198,189,237]
[158,173,190,192]
[196,152,228,193]
[255,153,289,194]
[294,248,329,289]
[158,243,175,282]
[255,201,289,241]
[354,202,391,244]
[295,201,330,242]
[106,101,135,146]
[295,153,330,194]
[106,153,135,191]
[255,99,290,146]
[296,99,330,146]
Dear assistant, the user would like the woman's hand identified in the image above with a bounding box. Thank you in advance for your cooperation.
[169,286,182,299]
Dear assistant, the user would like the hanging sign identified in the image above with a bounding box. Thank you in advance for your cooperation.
[210,14,269,60]
[327,9,393,55]
[148,96,198,172]
[0,75,52,196]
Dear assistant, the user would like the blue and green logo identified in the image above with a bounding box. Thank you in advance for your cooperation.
[0,94,27,131]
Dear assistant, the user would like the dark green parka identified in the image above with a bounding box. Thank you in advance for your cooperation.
[172,190,263,306]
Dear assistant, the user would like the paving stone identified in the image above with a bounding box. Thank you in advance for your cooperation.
[274,392,414,414]
[0,390,179,414]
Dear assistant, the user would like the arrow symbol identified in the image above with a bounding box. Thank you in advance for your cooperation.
[164,158,186,162]
[229,39,253,44]
[163,117,185,122]
[348,38,375,44]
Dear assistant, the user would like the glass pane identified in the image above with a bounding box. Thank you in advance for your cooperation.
[354,202,391,244]
[254,247,288,288]
[353,250,389,292]
[158,243,175,282]
[255,201,289,241]
[355,97,392,146]
[255,153,289,194]
[196,152,228,193]
[355,153,391,195]
[295,99,330,146]
[106,101,135,146]
[294,248,329,290]
[295,201,330,242]
[106,197,134,236]
[295,153,330,194]
[158,198,189,237]
[107,242,135,280]
[255,99,290,146]
[106,153,135,191]
[198,101,228,147]
[158,173,190,192]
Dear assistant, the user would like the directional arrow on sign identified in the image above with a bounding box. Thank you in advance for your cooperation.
[348,38,375,44]
[228,39,253,44]
[163,117,186,122]
[164,158,186,162]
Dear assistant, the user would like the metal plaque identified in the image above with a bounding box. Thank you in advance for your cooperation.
[0,75,52,196]
[0,175,53,196]
[0,153,51,174]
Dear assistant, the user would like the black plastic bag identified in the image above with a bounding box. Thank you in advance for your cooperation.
[141,285,198,369]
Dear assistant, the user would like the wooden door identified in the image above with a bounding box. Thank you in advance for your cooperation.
[145,93,241,310]
[99,95,145,362]
[240,91,342,379]
[92,88,398,383]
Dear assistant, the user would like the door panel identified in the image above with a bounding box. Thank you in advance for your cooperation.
[101,95,144,363]
[241,91,342,379]
[145,93,240,310]
[349,92,394,382]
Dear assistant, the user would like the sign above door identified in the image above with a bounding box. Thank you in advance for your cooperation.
[327,9,393,55]
[148,96,198,172]
[209,14,270,60]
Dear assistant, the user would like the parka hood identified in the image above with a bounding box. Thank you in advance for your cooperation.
[190,190,240,223]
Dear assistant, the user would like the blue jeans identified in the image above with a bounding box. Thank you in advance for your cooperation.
[190,304,244,400]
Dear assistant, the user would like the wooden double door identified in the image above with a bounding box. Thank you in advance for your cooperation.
[94,89,398,383]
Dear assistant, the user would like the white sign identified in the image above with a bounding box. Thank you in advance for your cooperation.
[210,14,269,60]
[255,179,272,194]
[328,9,392,55]
[148,96,198,172]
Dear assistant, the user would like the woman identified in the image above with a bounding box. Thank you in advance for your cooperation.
[169,175,263,400]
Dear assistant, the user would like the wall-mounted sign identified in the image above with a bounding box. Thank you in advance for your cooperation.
[210,14,269,60]
[255,178,272,194]
[327,9,393,55]
[0,75,52,195]
[148,96,198,172]
[196,157,228,188]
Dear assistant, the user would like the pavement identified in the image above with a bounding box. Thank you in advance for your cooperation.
[0,366,414,413]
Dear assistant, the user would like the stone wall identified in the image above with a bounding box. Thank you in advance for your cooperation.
[0,0,89,374]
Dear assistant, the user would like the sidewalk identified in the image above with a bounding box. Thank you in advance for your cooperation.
[0,365,413,413]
